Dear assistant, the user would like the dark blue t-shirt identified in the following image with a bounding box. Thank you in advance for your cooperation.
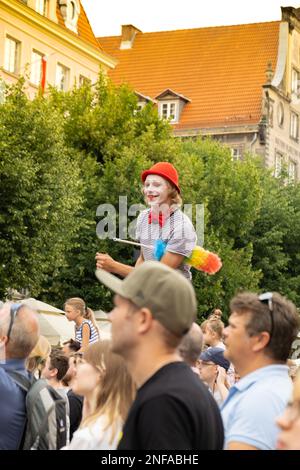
[0,359,29,450]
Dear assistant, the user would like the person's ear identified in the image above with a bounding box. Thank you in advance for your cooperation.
[137,308,153,334]
[0,334,8,347]
[252,331,271,352]
[50,367,58,378]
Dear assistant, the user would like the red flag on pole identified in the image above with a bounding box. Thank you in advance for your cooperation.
[41,56,47,94]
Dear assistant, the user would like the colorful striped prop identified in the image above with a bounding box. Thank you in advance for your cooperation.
[113,238,222,275]
[185,245,222,275]
[153,240,222,274]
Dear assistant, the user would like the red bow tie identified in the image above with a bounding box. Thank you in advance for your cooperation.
[148,211,166,227]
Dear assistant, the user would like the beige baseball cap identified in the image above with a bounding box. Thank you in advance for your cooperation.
[95,261,197,337]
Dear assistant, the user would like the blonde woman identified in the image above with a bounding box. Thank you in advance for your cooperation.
[62,340,135,450]
[64,298,99,352]
[26,335,51,379]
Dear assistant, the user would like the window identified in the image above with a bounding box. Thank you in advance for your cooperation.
[135,102,146,113]
[288,160,296,182]
[274,152,283,178]
[4,36,21,74]
[277,102,284,127]
[291,68,299,97]
[30,50,43,86]
[231,148,241,161]
[159,102,177,122]
[290,112,299,140]
[36,0,48,16]
[78,75,90,87]
[56,63,70,91]
[0,79,5,104]
[269,104,274,127]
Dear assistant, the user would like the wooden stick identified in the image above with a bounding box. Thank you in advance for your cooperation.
[112,237,152,250]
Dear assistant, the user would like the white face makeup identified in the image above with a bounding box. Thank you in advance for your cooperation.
[143,174,171,207]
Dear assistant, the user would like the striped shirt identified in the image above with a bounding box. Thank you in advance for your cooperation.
[136,208,197,280]
[75,320,99,346]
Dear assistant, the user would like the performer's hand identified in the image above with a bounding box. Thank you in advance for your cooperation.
[95,252,116,272]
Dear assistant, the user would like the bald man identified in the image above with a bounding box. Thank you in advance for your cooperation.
[0,303,39,449]
[178,322,204,375]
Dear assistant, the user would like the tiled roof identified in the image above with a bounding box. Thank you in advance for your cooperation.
[98,22,280,130]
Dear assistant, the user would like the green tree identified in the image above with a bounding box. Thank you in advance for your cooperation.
[48,74,171,162]
[0,80,83,298]
[250,172,300,305]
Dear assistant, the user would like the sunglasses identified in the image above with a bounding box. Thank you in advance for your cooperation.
[7,303,22,341]
[258,292,274,339]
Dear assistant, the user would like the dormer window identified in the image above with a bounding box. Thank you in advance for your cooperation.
[155,89,190,124]
[58,0,80,34]
[160,102,177,122]
[135,91,156,112]
[36,0,48,16]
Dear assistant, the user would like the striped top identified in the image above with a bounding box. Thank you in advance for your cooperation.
[136,208,197,280]
[75,320,99,346]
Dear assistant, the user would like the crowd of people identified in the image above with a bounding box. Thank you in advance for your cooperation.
[1,161,300,451]
[1,264,300,450]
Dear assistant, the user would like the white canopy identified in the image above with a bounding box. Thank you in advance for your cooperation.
[19,298,73,345]
[19,298,65,314]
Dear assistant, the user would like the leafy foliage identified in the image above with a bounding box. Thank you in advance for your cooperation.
[0,80,83,297]
[2,75,300,321]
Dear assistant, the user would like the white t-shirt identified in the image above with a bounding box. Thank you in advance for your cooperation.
[62,415,122,450]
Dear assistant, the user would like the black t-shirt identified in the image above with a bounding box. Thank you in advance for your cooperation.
[118,361,224,450]
[67,390,83,440]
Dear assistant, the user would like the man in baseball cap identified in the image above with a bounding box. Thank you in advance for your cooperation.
[95,261,224,450]
[199,347,230,371]
[198,347,230,406]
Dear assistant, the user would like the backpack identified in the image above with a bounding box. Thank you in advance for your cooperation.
[7,371,70,450]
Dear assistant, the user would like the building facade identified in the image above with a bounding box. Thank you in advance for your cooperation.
[0,0,116,99]
[98,7,300,181]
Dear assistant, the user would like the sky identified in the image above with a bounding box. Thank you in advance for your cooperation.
[81,0,297,37]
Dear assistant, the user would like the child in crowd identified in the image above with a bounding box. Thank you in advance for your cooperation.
[201,317,225,349]
[62,338,81,356]
[64,298,99,352]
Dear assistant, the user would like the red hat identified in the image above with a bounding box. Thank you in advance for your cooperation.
[141,162,180,193]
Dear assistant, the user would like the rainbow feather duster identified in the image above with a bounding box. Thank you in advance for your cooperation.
[153,240,222,275]
[185,245,222,275]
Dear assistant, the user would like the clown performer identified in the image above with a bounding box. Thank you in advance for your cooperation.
[96,162,197,280]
